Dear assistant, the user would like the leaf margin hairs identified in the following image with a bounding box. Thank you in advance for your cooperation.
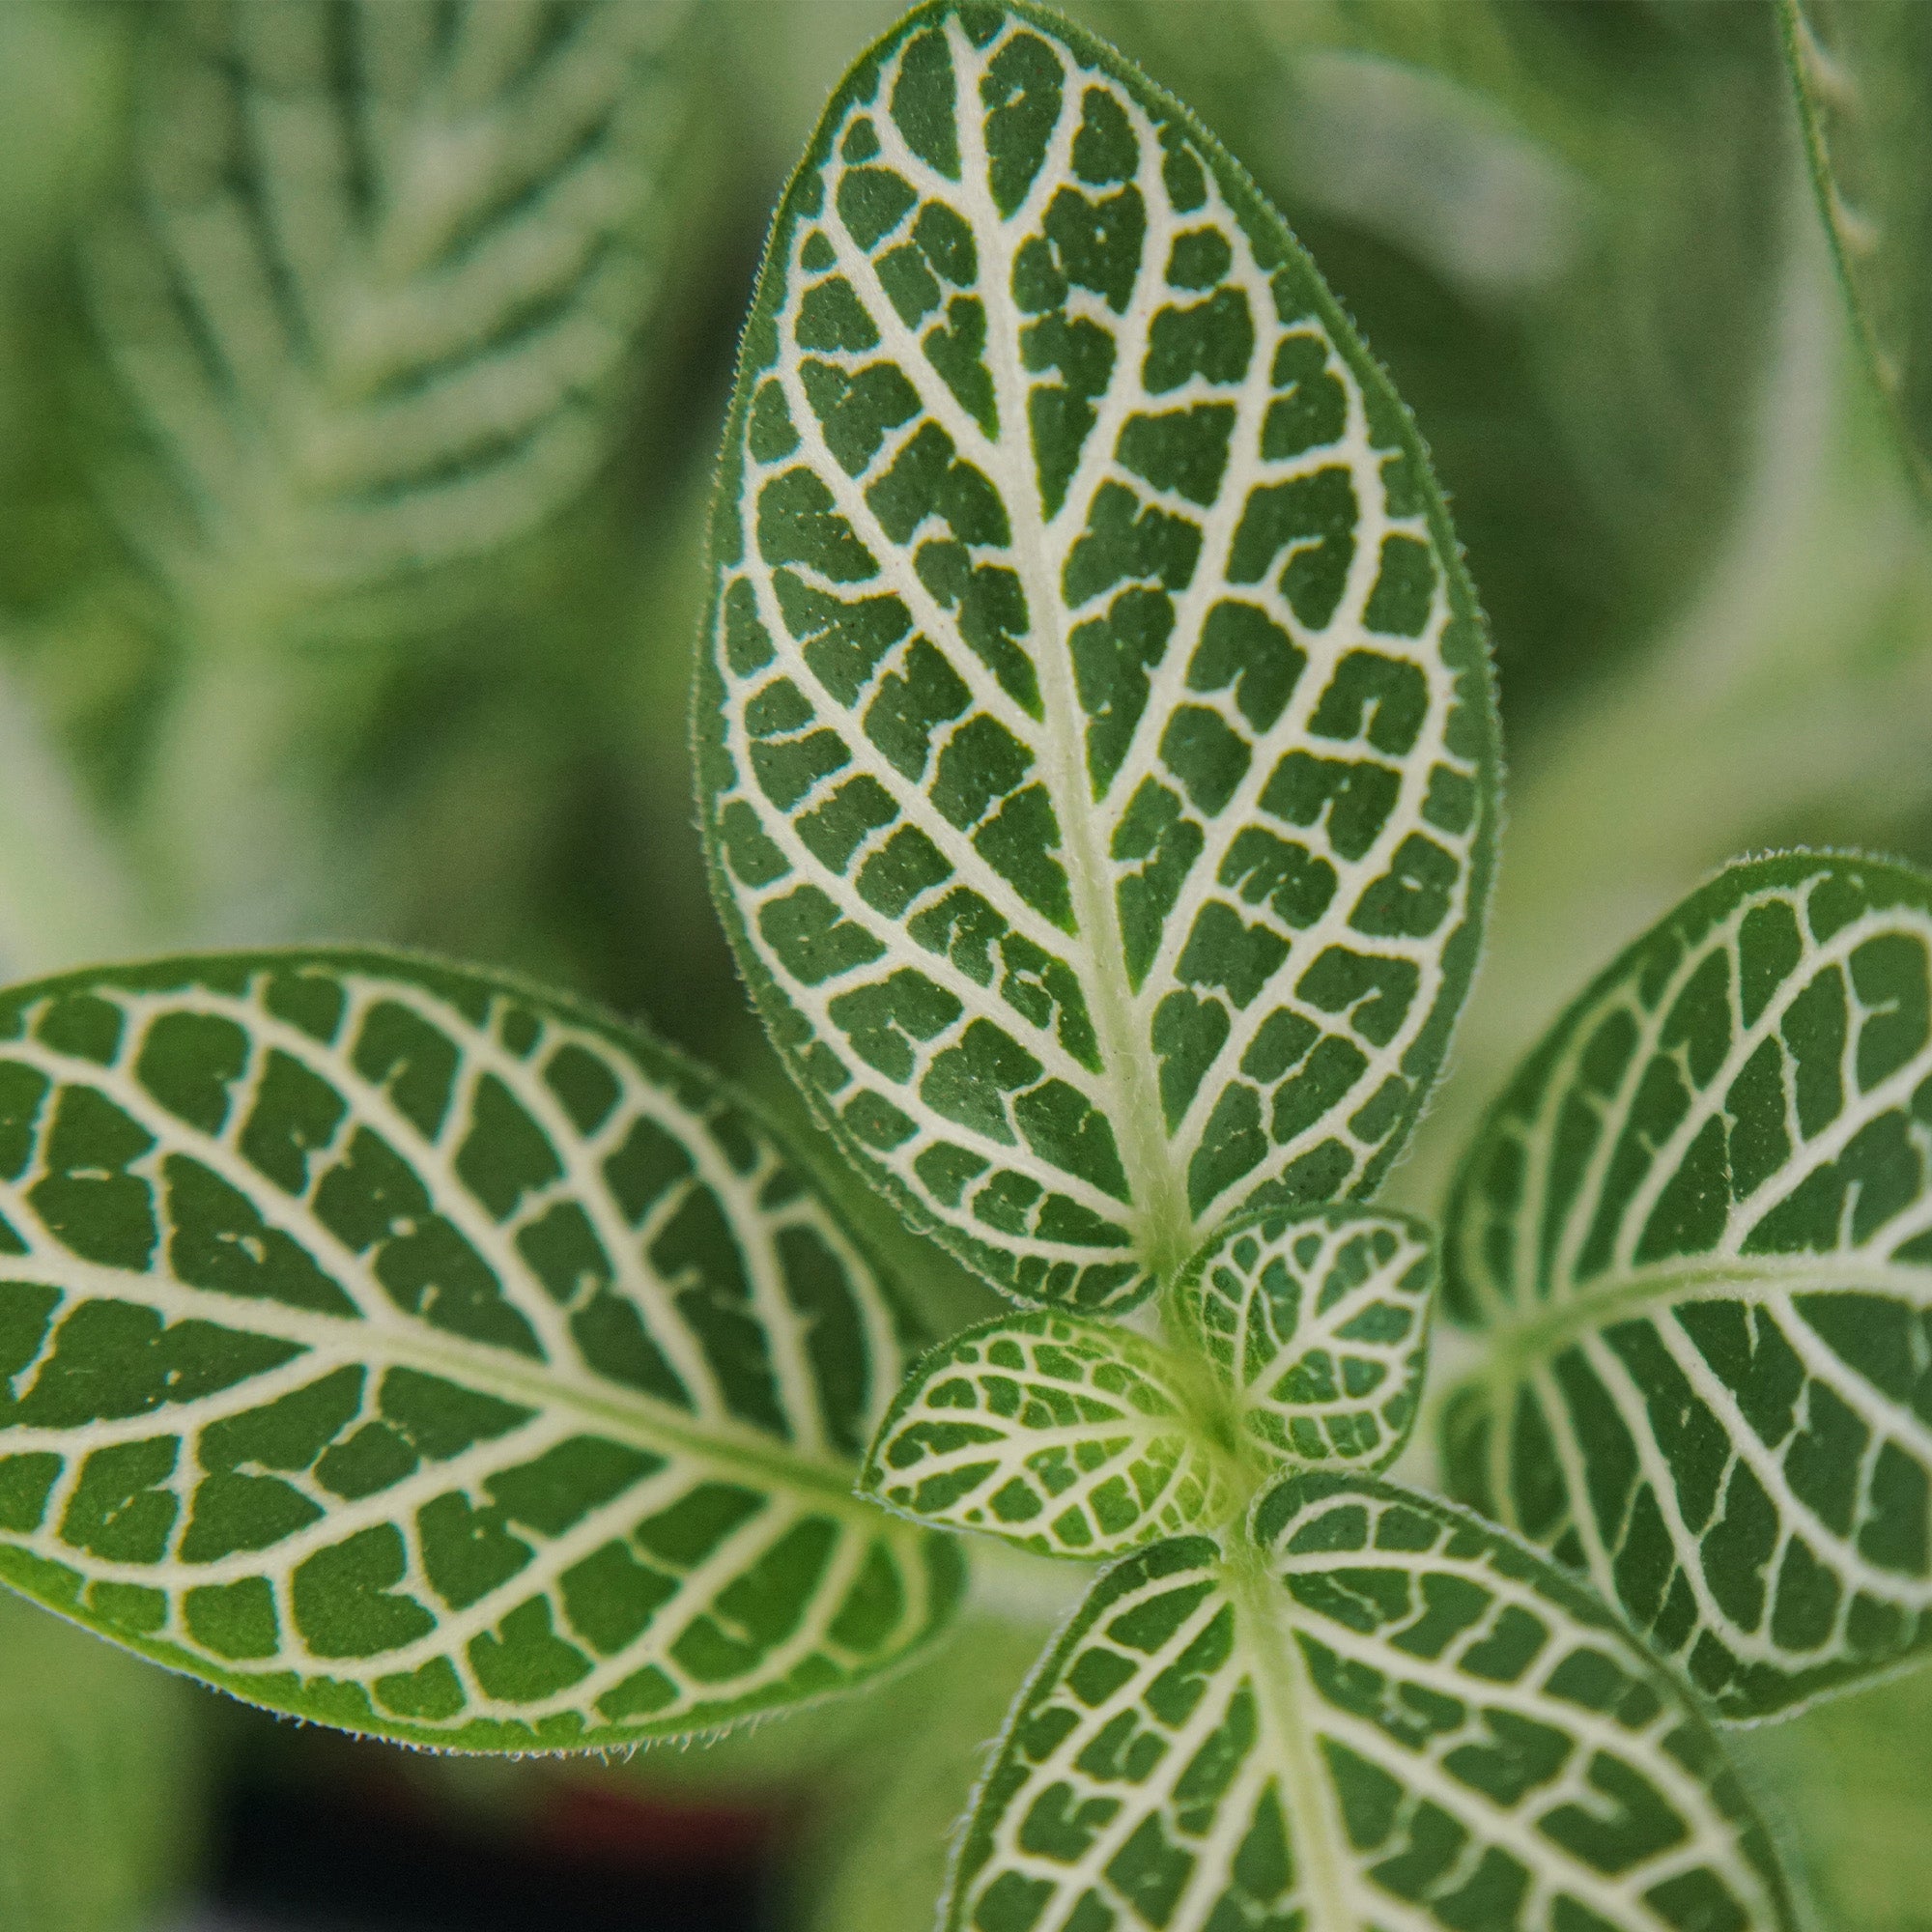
[1440,847,1932,1720]
[693,0,1500,1312]
[0,942,965,1751]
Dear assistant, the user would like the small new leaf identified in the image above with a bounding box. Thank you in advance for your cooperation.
[1176,1204,1434,1474]
[948,1475,1795,1932]
[862,1310,1234,1558]
[1444,854,1932,1719]
[697,0,1498,1311]
[0,952,960,1748]
[96,0,695,616]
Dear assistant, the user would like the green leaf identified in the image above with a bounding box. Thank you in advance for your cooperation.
[1176,1204,1434,1475]
[0,950,961,1749]
[863,1309,1236,1558]
[948,1474,1796,1932]
[94,0,696,623]
[1443,853,1932,1719]
[863,1205,1435,1558]
[696,0,1498,1313]
[0,1592,204,1932]
[1782,0,1932,499]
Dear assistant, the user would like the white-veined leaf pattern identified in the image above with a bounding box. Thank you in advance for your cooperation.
[861,1206,1435,1559]
[0,952,961,1748]
[946,1475,1795,1932]
[1443,854,1932,1719]
[862,1309,1236,1558]
[96,0,695,611]
[1176,1204,1434,1475]
[696,0,1497,1312]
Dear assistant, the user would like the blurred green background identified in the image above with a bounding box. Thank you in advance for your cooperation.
[0,2,1928,1927]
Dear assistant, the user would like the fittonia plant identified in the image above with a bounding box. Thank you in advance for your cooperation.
[3,5,1931,1929]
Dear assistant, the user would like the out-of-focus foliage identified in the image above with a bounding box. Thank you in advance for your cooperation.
[801,1609,1053,1932]
[96,0,710,937]
[1735,1663,1932,1932]
[0,644,144,975]
[95,0,700,631]
[1098,0,1789,721]
[1387,242,1932,1224]
[0,1592,206,1932]
[1783,0,1932,499]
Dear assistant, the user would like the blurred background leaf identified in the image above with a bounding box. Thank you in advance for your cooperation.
[1783,0,1932,500]
[1384,211,1932,1228]
[0,1594,207,1932]
[1735,1664,1932,1932]
[91,0,713,940]
[1095,0,1790,724]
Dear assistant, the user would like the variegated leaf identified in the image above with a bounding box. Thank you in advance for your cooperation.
[696,0,1498,1311]
[1444,854,1932,1719]
[862,1309,1236,1558]
[0,952,961,1749]
[947,1474,1795,1932]
[1177,1204,1434,1475]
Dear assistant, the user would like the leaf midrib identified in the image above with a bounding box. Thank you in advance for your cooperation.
[14,1265,869,1514]
[954,15,1194,1280]
[1469,1253,1932,1379]
[1222,1538,1358,1932]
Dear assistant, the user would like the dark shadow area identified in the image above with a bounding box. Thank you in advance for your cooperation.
[205,1767,775,1932]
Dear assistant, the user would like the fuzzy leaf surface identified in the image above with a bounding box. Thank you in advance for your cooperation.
[0,952,960,1748]
[1444,855,1932,1719]
[97,0,695,612]
[948,1474,1794,1932]
[863,1309,1233,1558]
[1177,1204,1434,1475]
[1782,0,1932,498]
[697,0,1497,1311]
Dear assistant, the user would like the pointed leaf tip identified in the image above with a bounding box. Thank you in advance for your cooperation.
[698,0,1499,1310]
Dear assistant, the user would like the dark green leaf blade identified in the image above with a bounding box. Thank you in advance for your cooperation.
[0,951,960,1748]
[697,0,1499,1312]
[1444,853,1932,1719]
[946,1474,1796,1932]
